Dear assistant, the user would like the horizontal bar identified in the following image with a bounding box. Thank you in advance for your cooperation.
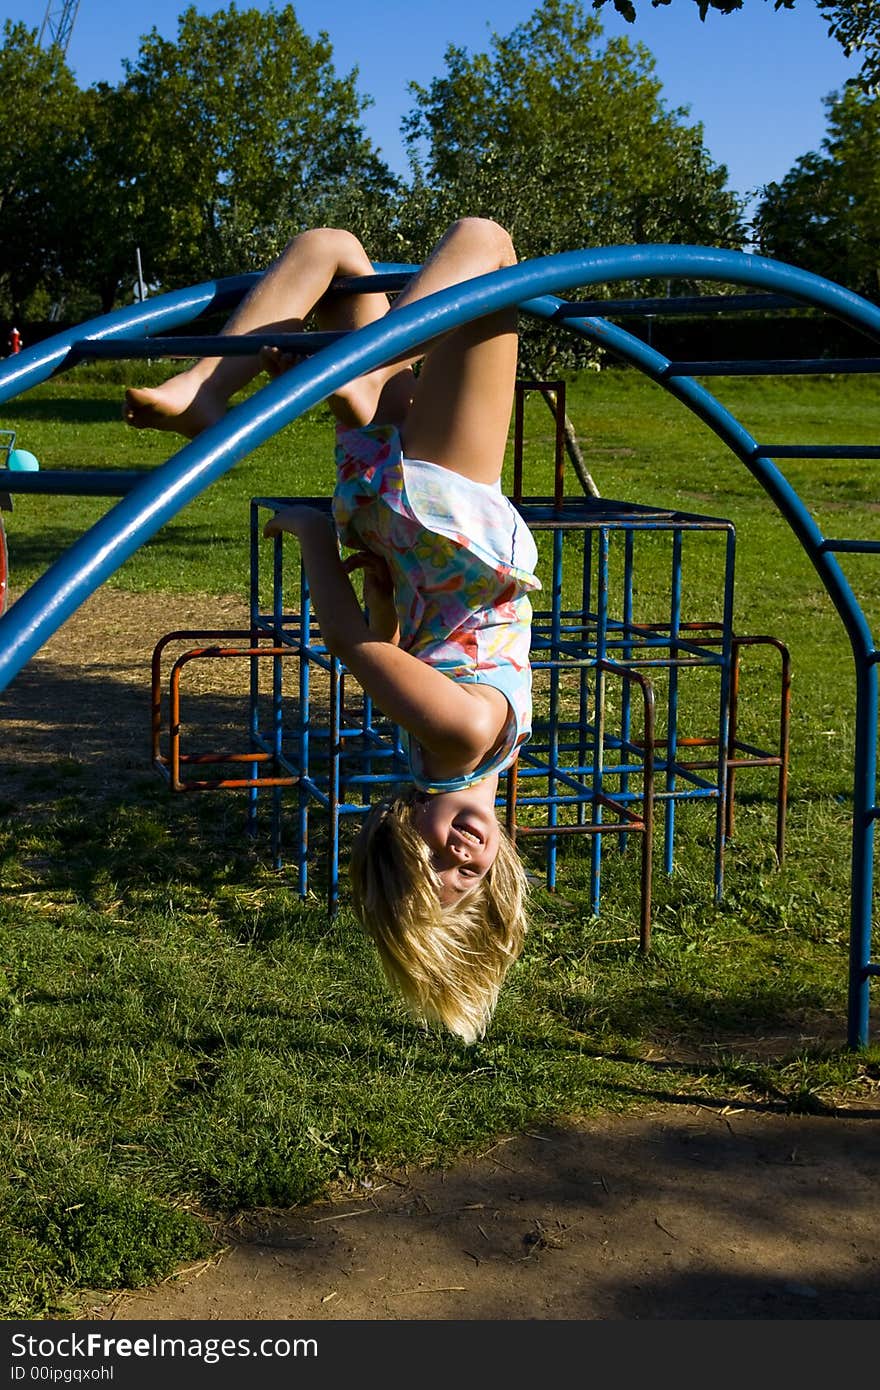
[522,508,734,529]
[510,769,648,793]
[329,272,413,294]
[532,616,728,637]
[530,634,726,663]
[655,763,718,790]
[260,279,799,318]
[511,819,644,837]
[175,778,298,791]
[153,755,298,791]
[510,790,647,816]
[553,293,801,318]
[158,751,289,768]
[819,538,880,554]
[666,357,880,377]
[68,332,347,363]
[252,495,333,511]
[727,755,783,769]
[0,468,149,495]
[757,444,880,459]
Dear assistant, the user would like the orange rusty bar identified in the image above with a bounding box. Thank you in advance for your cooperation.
[154,633,298,793]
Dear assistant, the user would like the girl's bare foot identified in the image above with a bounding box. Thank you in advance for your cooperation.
[122,377,226,439]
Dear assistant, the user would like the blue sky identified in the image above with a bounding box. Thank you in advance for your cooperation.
[2,0,857,204]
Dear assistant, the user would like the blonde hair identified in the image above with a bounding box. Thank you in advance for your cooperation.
[349,787,529,1045]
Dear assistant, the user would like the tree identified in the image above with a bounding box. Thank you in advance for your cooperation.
[398,0,746,495]
[120,3,399,288]
[753,85,880,300]
[56,83,154,315]
[817,0,880,93]
[400,0,744,264]
[0,22,83,317]
[593,1,880,96]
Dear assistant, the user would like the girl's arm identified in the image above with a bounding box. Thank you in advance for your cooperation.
[263,507,498,764]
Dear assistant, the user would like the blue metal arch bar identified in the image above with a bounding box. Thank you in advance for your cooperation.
[1,243,878,1043]
[518,293,879,1049]
[3,244,879,689]
[0,275,260,406]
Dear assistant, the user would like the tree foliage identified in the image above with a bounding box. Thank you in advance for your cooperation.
[817,0,880,93]
[0,0,775,322]
[120,3,398,286]
[397,0,746,477]
[753,85,880,300]
[0,22,82,316]
[593,1,880,96]
[0,4,400,314]
[60,83,153,314]
[400,1,744,270]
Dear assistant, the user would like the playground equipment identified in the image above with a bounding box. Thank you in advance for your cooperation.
[0,429,39,613]
[0,244,877,1045]
[149,377,789,957]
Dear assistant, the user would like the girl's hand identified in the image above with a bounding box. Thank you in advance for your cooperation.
[260,345,305,379]
[343,550,399,643]
[263,505,330,541]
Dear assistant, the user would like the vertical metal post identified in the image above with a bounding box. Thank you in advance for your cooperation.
[247,502,261,839]
[848,657,878,1048]
[577,529,592,826]
[270,527,285,870]
[328,655,341,914]
[619,528,635,851]
[776,646,792,866]
[713,525,736,900]
[590,528,610,915]
[298,554,311,899]
[547,526,563,889]
[664,529,683,875]
[639,674,656,954]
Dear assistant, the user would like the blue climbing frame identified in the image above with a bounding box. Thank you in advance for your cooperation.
[0,244,878,1045]
[150,372,784,954]
[241,478,771,951]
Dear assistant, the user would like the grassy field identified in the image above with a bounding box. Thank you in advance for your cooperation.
[1,363,878,1318]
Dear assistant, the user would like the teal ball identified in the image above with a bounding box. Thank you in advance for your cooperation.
[7,448,39,472]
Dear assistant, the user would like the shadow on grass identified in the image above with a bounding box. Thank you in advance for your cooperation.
[0,659,294,911]
[6,521,246,579]
[1,397,125,427]
[4,528,105,577]
[2,657,257,770]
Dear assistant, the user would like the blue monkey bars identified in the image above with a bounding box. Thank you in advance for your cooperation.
[0,244,878,1045]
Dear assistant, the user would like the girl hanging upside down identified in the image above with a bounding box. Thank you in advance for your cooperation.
[124,218,540,1044]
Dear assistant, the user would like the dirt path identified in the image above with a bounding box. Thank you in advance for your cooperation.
[3,589,880,1322]
[96,1106,880,1322]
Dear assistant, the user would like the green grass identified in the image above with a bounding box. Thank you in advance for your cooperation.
[1,365,879,1318]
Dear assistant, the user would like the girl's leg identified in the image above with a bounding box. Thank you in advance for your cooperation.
[123,228,411,437]
[377,218,519,486]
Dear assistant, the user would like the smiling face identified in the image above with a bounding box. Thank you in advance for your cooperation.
[412,778,501,907]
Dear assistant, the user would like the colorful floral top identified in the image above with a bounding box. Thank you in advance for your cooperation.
[333,423,541,792]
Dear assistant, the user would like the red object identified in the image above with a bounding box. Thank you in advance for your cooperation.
[8,327,21,354]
